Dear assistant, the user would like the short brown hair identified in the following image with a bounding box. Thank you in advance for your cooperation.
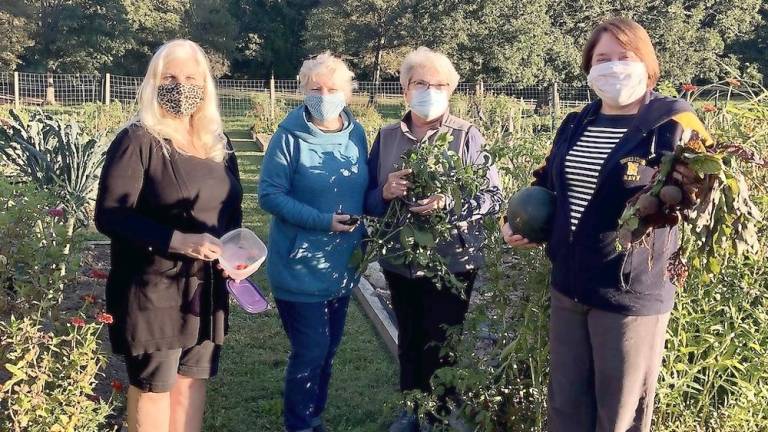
[581,18,660,88]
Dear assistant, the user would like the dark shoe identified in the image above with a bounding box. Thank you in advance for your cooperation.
[312,424,327,432]
[388,410,419,432]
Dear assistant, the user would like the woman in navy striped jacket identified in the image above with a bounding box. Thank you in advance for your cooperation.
[502,18,707,432]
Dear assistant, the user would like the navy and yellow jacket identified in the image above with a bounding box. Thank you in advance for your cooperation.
[534,92,709,316]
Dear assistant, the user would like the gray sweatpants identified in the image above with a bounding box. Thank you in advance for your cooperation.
[548,289,670,432]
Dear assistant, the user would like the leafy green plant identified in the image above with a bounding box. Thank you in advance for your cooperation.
[0,110,107,231]
[351,103,385,146]
[250,93,288,134]
[0,179,80,315]
[651,79,768,431]
[0,312,115,432]
[656,80,680,98]
[354,132,493,289]
[616,129,763,282]
[78,102,129,136]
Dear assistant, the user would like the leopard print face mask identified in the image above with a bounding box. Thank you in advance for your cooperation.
[157,82,205,117]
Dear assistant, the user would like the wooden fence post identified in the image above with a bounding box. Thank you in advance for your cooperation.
[269,73,276,122]
[45,73,55,105]
[13,72,19,109]
[104,73,111,104]
[550,81,560,129]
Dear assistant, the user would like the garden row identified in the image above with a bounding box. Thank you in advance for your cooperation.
[1,79,767,430]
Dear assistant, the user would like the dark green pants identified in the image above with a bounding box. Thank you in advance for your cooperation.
[548,289,670,432]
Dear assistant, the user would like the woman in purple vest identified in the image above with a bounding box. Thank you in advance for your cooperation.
[365,47,503,432]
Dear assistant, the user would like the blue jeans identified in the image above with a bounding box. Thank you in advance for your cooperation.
[276,295,350,432]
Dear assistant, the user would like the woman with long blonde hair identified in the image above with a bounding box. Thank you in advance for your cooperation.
[95,39,242,432]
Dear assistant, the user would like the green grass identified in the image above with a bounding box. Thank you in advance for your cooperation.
[203,137,400,432]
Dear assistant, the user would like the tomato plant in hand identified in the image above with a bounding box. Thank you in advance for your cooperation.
[351,132,493,291]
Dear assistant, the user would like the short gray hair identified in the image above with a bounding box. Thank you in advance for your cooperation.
[298,52,355,94]
[399,47,460,92]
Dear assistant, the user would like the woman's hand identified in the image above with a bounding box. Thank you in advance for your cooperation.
[409,194,446,215]
[501,223,539,249]
[170,232,223,261]
[382,169,412,201]
[331,214,357,232]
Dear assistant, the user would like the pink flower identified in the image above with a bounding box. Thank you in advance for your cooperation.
[96,312,114,325]
[702,104,717,113]
[88,269,109,280]
[69,317,86,327]
[682,83,698,93]
[47,207,64,218]
[111,380,124,393]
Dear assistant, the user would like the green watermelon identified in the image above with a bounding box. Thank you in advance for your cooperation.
[506,186,555,243]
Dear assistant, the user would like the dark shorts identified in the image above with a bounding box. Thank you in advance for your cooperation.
[124,340,222,393]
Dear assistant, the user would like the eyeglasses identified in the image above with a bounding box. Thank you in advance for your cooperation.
[409,80,450,92]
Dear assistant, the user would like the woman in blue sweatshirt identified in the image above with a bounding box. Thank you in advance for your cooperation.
[258,52,368,432]
[503,18,706,432]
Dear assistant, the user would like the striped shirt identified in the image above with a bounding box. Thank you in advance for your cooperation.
[564,114,633,231]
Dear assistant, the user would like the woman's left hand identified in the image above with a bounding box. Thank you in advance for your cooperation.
[409,194,446,215]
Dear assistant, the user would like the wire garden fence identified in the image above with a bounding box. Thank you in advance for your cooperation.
[0,72,593,122]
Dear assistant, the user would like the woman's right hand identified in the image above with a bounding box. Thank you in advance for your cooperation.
[331,214,357,232]
[382,169,412,201]
[170,232,223,260]
[501,223,538,249]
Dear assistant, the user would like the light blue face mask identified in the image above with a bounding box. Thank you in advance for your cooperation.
[409,88,449,121]
[304,92,347,122]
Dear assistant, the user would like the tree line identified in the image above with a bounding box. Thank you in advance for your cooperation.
[1,0,766,85]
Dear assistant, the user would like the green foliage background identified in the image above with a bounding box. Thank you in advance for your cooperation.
[0,0,766,83]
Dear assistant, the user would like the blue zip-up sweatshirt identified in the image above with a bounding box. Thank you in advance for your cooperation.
[534,92,700,316]
[259,106,368,302]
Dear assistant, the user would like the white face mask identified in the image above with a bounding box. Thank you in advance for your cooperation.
[587,61,648,107]
[409,88,449,121]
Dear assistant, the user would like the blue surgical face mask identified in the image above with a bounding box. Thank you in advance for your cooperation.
[409,88,449,121]
[304,92,346,122]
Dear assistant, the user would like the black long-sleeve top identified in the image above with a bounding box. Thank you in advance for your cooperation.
[95,124,242,355]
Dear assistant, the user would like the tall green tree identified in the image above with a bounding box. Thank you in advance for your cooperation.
[730,4,768,82]
[111,0,189,75]
[185,0,239,77]
[0,3,34,70]
[230,0,319,79]
[304,0,415,82]
[635,0,763,83]
[303,0,763,84]
[20,0,134,73]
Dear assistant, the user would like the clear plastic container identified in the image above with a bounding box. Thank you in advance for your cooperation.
[226,278,271,314]
[218,228,267,281]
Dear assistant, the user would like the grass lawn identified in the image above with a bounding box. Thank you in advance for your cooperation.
[203,137,401,432]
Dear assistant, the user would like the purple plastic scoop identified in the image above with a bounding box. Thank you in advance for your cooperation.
[226,279,271,314]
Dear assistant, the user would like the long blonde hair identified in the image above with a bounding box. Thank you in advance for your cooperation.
[131,39,227,162]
